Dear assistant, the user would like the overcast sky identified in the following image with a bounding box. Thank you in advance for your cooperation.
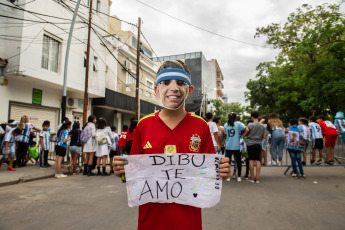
[110,0,341,104]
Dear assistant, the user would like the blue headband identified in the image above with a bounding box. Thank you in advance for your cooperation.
[156,68,191,86]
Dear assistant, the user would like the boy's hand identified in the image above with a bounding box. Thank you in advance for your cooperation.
[113,156,127,177]
[219,157,231,179]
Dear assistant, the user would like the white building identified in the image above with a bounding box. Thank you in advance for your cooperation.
[0,0,109,131]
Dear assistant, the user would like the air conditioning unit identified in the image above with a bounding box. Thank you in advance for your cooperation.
[124,60,131,69]
[66,97,78,109]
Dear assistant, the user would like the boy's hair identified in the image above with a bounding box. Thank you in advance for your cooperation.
[246,119,253,125]
[205,113,213,120]
[42,120,50,126]
[8,119,14,123]
[289,119,298,126]
[30,141,37,146]
[213,116,221,125]
[308,116,316,122]
[122,125,128,131]
[13,128,21,135]
[317,115,325,121]
[111,126,117,132]
[298,117,308,125]
[251,111,259,119]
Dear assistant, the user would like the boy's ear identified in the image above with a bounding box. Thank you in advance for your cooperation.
[187,85,194,97]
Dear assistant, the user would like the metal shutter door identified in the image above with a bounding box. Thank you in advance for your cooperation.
[10,104,58,132]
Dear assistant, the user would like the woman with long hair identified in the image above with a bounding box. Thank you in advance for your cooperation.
[260,115,269,166]
[125,120,138,155]
[224,113,247,182]
[83,115,97,176]
[268,113,285,166]
[16,115,41,167]
[55,121,71,178]
[69,122,82,174]
[95,117,111,176]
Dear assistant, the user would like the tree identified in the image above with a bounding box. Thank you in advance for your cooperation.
[210,99,246,124]
[246,4,345,120]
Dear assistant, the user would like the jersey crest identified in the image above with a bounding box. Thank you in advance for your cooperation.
[189,133,201,152]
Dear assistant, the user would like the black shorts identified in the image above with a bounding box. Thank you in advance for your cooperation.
[312,138,323,150]
[55,145,67,157]
[247,144,261,161]
[109,150,117,158]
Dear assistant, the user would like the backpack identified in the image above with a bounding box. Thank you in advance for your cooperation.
[80,125,90,143]
[95,129,107,145]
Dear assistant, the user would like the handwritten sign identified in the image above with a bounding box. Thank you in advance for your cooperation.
[123,154,223,208]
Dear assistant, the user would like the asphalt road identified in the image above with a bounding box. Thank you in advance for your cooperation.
[0,167,344,230]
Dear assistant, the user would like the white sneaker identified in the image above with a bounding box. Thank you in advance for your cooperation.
[237,177,242,182]
[56,174,67,178]
[54,174,59,178]
[268,160,276,166]
[277,160,281,166]
[226,177,231,182]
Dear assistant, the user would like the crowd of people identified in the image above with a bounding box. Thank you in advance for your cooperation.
[204,110,345,182]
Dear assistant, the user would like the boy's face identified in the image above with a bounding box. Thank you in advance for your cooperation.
[298,121,302,125]
[155,79,194,110]
[43,125,49,131]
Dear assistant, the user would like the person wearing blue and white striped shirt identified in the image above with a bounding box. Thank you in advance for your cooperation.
[17,115,41,167]
[109,126,119,174]
[298,117,311,166]
[55,121,71,178]
[39,121,52,168]
[1,128,21,171]
[334,111,345,144]
[308,116,323,165]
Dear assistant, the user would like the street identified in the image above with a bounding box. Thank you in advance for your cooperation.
[0,166,345,230]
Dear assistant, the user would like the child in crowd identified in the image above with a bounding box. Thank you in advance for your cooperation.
[69,122,82,174]
[285,119,305,178]
[82,115,97,176]
[117,125,128,156]
[109,126,119,174]
[317,115,338,165]
[242,119,252,180]
[298,117,311,166]
[334,111,345,144]
[308,116,324,165]
[39,120,53,168]
[1,128,21,171]
[95,117,111,176]
[243,111,266,183]
[27,141,39,165]
[259,115,269,166]
[55,121,71,178]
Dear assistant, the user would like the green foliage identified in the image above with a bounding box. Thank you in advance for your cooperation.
[246,3,345,122]
[210,99,247,124]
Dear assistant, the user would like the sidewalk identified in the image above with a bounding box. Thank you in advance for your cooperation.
[0,160,67,187]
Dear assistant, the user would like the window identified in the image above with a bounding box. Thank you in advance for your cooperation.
[126,72,136,85]
[41,34,61,73]
[96,0,100,12]
[93,56,99,72]
[145,79,154,97]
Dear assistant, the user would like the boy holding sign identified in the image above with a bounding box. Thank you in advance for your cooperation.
[114,60,230,230]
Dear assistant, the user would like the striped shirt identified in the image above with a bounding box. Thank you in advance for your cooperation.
[57,129,69,149]
[334,119,345,132]
[110,132,119,151]
[298,124,311,141]
[18,123,34,143]
[39,130,51,151]
[1,129,16,153]
[309,122,323,139]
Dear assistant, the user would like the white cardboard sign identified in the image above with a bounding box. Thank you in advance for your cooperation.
[123,154,223,208]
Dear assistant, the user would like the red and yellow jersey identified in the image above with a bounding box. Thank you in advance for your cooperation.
[131,111,215,230]
[117,131,128,147]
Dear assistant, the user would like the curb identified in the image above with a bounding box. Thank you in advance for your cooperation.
[20,174,56,183]
[0,179,20,187]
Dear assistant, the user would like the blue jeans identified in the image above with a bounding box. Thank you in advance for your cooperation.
[271,129,285,161]
[288,149,304,175]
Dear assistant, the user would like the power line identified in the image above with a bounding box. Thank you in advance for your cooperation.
[136,0,270,48]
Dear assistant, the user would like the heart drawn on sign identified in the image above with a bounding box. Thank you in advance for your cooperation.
[193,193,198,198]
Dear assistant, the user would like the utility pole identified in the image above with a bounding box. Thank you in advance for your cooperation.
[135,17,142,121]
[61,0,81,121]
[83,0,93,125]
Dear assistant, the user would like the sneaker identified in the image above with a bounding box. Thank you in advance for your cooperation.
[58,174,67,178]
[310,159,315,165]
[302,161,306,166]
[248,178,255,183]
[7,167,16,171]
[299,175,305,179]
[237,177,242,182]
[324,161,331,166]
[276,160,281,166]
[291,173,298,178]
[268,160,276,166]
[329,160,334,165]
[255,179,260,184]
[316,160,322,165]
[226,177,231,182]
[40,165,47,169]
[45,164,52,167]
[55,174,60,178]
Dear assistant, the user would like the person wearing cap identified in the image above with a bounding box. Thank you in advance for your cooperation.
[334,111,345,144]
[6,120,18,133]
[113,60,231,230]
